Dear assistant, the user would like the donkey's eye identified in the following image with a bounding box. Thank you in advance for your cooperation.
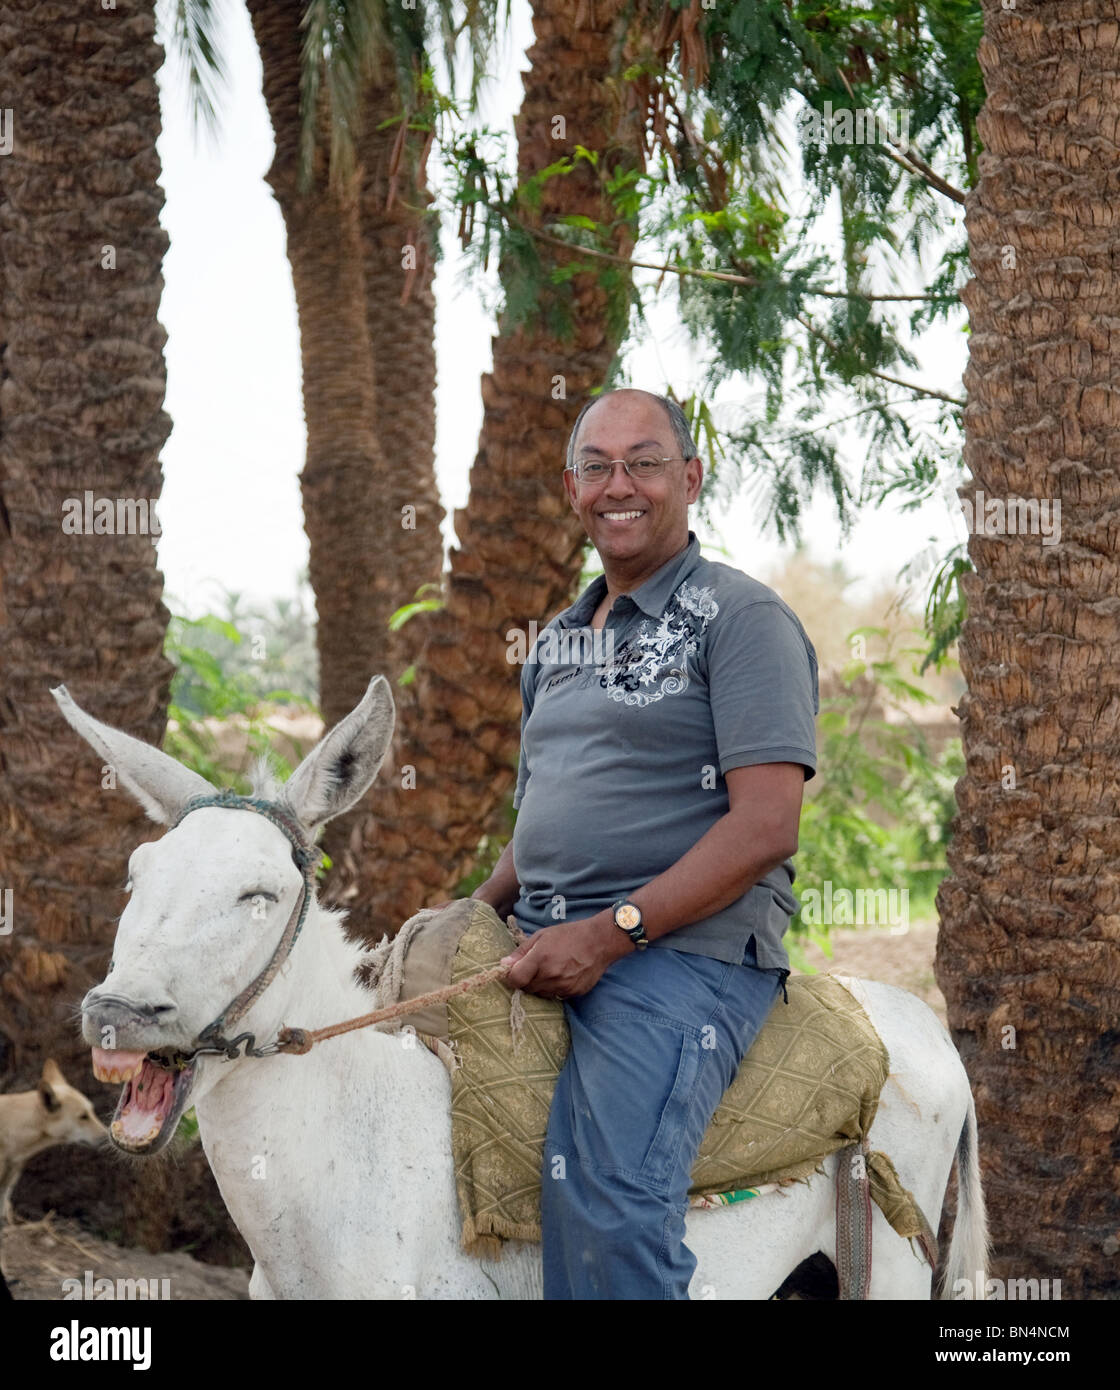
[240,890,278,904]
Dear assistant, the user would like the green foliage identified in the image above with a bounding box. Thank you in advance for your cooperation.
[163,583,320,799]
[156,0,227,135]
[918,543,970,673]
[454,797,518,901]
[431,0,980,667]
[176,1107,200,1145]
[788,626,958,968]
[388,585,444,633]
[389,583,445,687]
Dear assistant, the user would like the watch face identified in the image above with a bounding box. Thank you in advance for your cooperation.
[616,903,642,930]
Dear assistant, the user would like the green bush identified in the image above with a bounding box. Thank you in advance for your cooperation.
[789,627,957,969]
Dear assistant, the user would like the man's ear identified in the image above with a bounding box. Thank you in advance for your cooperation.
[562,468,580,512]
[685,455,703,504]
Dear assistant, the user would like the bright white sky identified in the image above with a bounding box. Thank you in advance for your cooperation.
[154,0,968,623]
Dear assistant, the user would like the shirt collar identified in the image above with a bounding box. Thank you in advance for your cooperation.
[555,532,703,627]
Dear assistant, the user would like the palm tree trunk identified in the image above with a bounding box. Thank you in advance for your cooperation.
[937,0,1120,1297]
[245,6,447,873]
[0,0,173,1090]
[245,0,391,734]
[358,74,444,672]
[316,73,447,876]
[0,0,238,1252]
[336,0,647,931]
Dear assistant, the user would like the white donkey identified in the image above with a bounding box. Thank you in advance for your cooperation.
[53,676,987,1300]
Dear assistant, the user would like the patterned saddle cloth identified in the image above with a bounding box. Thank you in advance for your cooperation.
[362,898,932,1259]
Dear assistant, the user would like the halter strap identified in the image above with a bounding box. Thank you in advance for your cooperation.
[169,791,321,1059]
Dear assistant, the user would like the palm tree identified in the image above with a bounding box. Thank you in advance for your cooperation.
[240,0,453,869]
[0,0,240,1251]
[936,0,1119,1296]
[245,0,403,726]
[357,60,444,688]
[336,0,649,930]
[0,0,173,1091]
[221,0,651,903]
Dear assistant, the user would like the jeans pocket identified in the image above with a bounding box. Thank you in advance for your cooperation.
[638,1030,701,1195]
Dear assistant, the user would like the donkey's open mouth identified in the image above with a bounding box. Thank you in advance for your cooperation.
[91,1048,197,1154]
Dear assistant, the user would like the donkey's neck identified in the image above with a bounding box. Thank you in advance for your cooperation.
[192,909,493,1298]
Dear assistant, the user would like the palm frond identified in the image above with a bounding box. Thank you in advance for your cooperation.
[157,0,228,136]
[297,0,504,194]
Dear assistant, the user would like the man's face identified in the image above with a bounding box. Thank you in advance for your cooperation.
[563,394,702,569]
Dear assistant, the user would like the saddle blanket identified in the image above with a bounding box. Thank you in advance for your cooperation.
[363,898,931,1259]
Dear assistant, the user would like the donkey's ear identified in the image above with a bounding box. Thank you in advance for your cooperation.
[282,675,395,832]
[51,685,213,825]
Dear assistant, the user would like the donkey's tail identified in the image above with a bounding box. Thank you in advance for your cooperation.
[937,1088,989,1299]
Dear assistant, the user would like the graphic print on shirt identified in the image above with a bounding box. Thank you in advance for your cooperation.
[599,581,719,707]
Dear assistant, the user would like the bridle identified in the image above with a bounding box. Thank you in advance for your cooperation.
[149,789,512,1068]
[160,789,322,1063]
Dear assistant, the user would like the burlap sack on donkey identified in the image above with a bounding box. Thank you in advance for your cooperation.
[364,898,929,1258]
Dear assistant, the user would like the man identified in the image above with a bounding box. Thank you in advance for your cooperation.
[470,387,819,1299]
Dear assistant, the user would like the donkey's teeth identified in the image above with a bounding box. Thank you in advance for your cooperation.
[91,1046,147,1084]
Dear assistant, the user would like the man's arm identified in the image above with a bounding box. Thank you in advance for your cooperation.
[471,840,520,920]
[502,761,806,997]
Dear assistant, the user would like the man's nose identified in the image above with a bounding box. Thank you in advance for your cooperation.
[602,462,638,494]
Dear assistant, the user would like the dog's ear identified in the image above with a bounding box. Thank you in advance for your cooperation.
[38,1074,62,1113]
[41,1058,65,1088]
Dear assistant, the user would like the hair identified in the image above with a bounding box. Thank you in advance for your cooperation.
[564,389,697,472]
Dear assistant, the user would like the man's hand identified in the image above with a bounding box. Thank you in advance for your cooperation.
[501,913,631,999]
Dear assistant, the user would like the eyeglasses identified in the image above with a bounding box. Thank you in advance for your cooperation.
[565,455,687,484]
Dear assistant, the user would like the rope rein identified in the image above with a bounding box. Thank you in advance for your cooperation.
[275,962,513,1055]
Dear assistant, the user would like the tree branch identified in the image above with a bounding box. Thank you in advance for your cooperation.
[524,219,952,302]
[795,313,965,407]
[833,69,966,206]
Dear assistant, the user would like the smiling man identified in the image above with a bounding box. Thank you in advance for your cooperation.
[471,387,819,1299]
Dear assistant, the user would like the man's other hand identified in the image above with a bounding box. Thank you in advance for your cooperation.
[501,914,631,998]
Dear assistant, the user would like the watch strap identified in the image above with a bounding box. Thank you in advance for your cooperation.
[612,898,649,950]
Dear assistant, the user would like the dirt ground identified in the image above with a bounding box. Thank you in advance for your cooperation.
[3,918,943,1300]
[2,1212,249,1300]
[798,914,946,1026]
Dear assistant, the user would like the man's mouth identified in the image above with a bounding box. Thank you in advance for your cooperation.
[599,510,645,523]
[91,1046,197,1155]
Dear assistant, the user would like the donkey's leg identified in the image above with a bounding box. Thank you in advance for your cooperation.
[866,1206,936,1298]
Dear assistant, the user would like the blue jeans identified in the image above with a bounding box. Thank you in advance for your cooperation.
[541,937,786,1299]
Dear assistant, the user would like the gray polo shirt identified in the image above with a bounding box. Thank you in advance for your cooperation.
[511,532,819,971]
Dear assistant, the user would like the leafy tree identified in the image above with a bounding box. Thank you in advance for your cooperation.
[435,1,984,665]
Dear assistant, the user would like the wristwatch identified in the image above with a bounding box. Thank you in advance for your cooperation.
[612,899,649,950]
